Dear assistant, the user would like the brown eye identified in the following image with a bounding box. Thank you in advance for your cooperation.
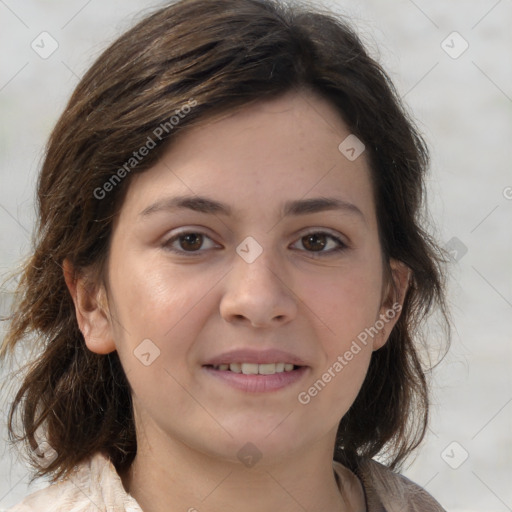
[179,233,203,251]
[291,231,347,256]
[163,231,220,255]
[301,233,328,251]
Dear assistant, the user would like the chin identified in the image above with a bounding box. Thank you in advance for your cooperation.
[205,429,309,467]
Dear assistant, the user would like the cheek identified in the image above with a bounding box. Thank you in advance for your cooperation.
[106,249,222,357]
[105,252,220,412]
[293,253,383,410]
[297,333,373,427]
[297,257,384,343]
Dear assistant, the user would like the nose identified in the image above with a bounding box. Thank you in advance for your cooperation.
[219,251,298,328]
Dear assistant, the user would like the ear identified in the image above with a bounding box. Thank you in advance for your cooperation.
[62,258,116,355]
[373,259,411,351]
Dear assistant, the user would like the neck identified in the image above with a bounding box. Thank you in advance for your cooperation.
[120,430,363,512]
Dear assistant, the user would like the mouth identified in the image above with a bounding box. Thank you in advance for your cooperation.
[202,348,309,392]
[204,362,302,375]
[202,362,308,393]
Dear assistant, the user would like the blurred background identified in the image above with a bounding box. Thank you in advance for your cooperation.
[0,1,511,511]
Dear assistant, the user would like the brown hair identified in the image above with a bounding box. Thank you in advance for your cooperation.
[0,0,449,483]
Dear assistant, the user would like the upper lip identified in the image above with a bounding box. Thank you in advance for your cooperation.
[203,349,308,366]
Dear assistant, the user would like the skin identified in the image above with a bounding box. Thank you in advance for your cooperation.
[64,90,409,512]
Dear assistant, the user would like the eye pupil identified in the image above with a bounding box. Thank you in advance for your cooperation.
[303,234,327,251]
[180,233,203,251]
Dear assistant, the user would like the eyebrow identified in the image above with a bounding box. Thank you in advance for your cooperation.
[139,195,232,217]
[139,195,365,222]
[283,197,364,221]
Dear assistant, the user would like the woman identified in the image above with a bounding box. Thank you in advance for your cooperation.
[1,0,449,510]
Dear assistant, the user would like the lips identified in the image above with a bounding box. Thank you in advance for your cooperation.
[203,348,307,367]
[203,365,308,392]
[211,362,296,373]
[202,349,309,392]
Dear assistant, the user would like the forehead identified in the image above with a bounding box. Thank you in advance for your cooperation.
[120,90,376,226]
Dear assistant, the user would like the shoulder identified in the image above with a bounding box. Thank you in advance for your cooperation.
[335,458,446,512]
[5,453,142,512]
[5,470,92,512]
[358,458,446,511]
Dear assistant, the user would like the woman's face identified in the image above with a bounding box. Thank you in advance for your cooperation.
[75,90,407,466]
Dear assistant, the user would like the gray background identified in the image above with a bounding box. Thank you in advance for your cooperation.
[1,1,511,511]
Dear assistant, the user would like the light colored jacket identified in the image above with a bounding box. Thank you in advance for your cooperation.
[6,452,446,511]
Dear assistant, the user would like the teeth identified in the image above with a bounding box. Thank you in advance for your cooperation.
[258,363,276,375]
[212,363,297,374]
[229,363,242,373]
[241,363,259,375]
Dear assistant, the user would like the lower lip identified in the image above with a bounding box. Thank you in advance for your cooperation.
[202,366,309,393]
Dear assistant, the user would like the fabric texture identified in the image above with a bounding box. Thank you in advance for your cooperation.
[7,452,446,511]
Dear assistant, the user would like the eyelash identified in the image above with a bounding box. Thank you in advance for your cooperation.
[292,231,347,256]
[162,230,348,257]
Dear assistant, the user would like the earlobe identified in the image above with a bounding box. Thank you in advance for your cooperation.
[62,259,116,355]
[373,259,411,351]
